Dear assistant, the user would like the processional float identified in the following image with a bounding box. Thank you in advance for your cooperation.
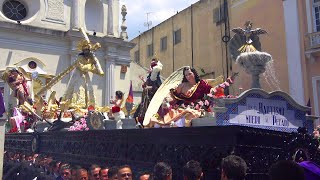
[2,28,107,131]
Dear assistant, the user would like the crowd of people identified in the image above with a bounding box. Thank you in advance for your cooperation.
[3,151,320,180]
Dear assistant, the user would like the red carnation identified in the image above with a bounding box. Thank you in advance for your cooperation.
[112,106,120,113]
[214,87,225,98]
[9,127,18,133]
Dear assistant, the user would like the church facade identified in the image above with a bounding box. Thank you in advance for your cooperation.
[0,0,145,108]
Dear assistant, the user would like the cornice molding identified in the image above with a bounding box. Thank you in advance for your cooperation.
[0,36,69,53]
[0,21,67,38]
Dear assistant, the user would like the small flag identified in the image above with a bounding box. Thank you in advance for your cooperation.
[125,81,134,118]
[126,81,133,103]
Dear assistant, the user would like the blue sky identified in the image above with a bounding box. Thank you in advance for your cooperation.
[120,0,199,40]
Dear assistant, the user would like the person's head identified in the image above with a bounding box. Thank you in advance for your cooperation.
[60,164,71,180]
[108,166,118,180]
[117,165,133,180]
[220,155,247,180]
[48,160,56,173]
[89,164,101,180]
[269,160,305,180]
[82,43,92,54]
[150,58,159,69]
[183,160,203,180]
[26,153,33,162]
[100,166,109,180]
[9,68,19,76]
[33,153,39,160]
[153,162,172,180]
[70,165,82,180]
[182,67,200,84]
[55,161,61,174]
[139,171,151,180]
[115,91,124,100]
[76,168,88,180]
[293,149,309,163]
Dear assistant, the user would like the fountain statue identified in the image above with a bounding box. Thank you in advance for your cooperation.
[229,21,271,88]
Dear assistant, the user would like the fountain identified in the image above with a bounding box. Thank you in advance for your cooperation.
[263,59,281,90]
[229,21,271,88]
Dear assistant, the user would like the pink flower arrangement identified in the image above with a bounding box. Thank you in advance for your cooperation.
[68,117,89,131]
[194,75,238,111]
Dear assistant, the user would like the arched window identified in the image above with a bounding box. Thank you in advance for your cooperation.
[85,0,104,33]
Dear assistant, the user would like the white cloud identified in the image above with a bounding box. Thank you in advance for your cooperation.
[119,0,199,39]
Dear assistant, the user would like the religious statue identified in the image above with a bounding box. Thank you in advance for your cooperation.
[2,67,32,105]
[143,66,229,128]
[63,28,104,109]
[133,58,163,127]
[229,21,267,59]
[110,91,126,129]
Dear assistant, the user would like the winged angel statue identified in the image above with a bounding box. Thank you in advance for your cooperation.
[143,66,225,127]
[229,21,267,60]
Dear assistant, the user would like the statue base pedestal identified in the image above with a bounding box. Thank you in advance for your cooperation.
[192,117,217,127]
[104,118,136,129]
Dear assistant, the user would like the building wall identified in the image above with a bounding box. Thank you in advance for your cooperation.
[299,0,320,124]
[229,0,290,95]
[130,0,223,78]
[192,0,223,80]
[308,57,320,123]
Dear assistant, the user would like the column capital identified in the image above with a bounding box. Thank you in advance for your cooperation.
[105,55,117,63]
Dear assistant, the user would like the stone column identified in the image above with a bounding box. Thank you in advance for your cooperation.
[107,0,114,35]
[113,0,120,37]
[105,57,115,106]
[72,0,80,29]
[283,0,305,105]
[70,40,79,63]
